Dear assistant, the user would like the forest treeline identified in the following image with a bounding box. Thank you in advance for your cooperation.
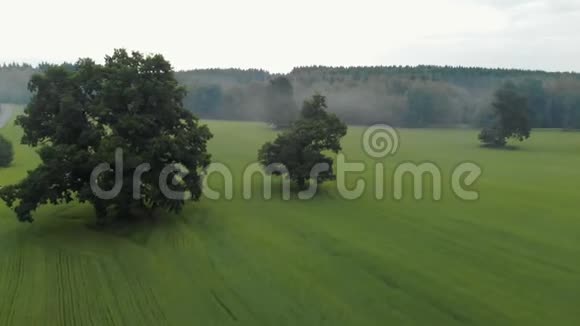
[2,63,580,128]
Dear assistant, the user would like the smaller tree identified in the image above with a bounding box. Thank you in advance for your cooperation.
[259,94,347,190]
[265,77,298,129]
[479,82,531,147]
[0,135,13,167]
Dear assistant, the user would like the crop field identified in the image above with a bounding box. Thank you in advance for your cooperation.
[1,107,580,325]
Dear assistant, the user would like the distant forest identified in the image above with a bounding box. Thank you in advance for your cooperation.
[2,63,580,128]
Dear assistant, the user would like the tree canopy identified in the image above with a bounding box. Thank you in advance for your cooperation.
[0,49,212,223]
[265,76,298,129]
[258,94,347,190]
[479,82,531,147]
[3,64,580,128]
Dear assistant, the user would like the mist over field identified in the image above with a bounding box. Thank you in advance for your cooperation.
[2,64,580,129]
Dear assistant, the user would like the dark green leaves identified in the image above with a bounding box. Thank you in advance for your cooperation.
[265,77,298,129]
[0,49,213,223]
[258,94,347,190]
[479,82,531,147]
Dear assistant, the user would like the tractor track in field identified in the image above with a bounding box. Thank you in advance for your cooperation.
[0,254,25,325]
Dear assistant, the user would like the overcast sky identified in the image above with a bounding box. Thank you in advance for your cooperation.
[1,0,579,73]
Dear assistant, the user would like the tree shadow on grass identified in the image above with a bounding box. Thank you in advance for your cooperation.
[3,202,186,248]
[262,178,339,201]
[0,204,156,256]
[84,208,190,245]
[479,144,521,151]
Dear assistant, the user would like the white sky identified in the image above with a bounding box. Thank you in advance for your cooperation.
[1,0,579,73]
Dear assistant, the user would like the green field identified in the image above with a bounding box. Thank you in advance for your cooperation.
[1,108,579,325]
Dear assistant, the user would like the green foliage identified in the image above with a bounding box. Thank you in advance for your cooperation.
[258,94,347,189]
[405,82,462,127]
[478,126,507,147]
[0,134,13,167]
[183,84,223,118]
[0,50,212,223]
[519,78,548,127]
[174,66,580,128]
[5,64,580,128]
[265,77,298,129]
[479,82,531,147]
[546,78,580,130]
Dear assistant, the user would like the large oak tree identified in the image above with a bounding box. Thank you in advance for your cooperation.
[0,50,212,223]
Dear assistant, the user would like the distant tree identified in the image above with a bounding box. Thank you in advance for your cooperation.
[0,135,14,167]
[258,94,347,190]
[265,77,298,128]
[546,78,580,130]
[565,104,580,130]
[184,84,223,118]
[0,49,213,223]
[6,63,580,128]
[519,78,549,127]
[405,82,462,127]
[479,82,531,147]
[0,64,36,104]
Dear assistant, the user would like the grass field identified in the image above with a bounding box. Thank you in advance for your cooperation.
[1,107,580,325]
